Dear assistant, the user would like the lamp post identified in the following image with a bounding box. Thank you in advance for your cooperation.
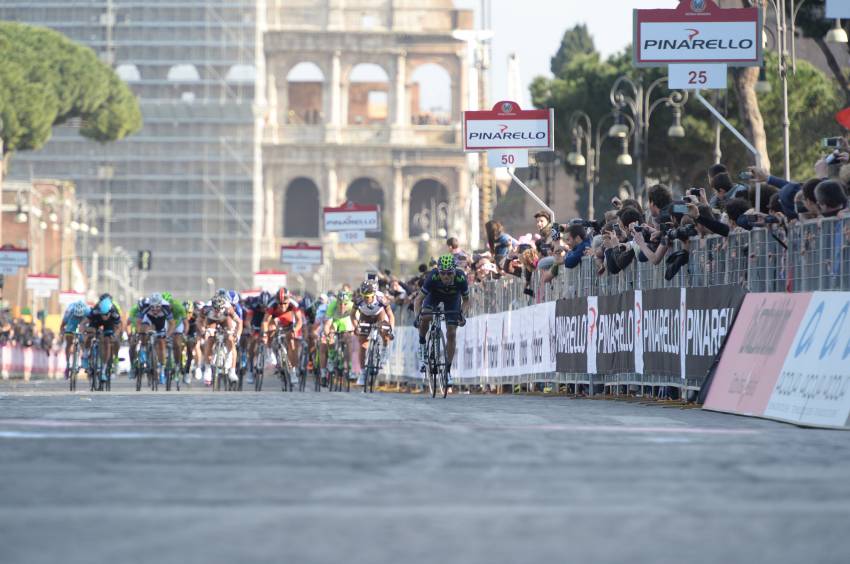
[609,75,687,201]
[567,111,635,219]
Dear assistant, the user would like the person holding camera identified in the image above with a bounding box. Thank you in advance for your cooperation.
[603,207,644,275]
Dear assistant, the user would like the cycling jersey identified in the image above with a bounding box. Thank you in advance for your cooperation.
[86,306,122,336]
[355,292,389,318]
[139,303,174,333]
[267,299,301,328]
[62,304,91,334]
[420,268,470,300]
[203,303,234,324]
[166,298,186,323]
[185,314,201,338]
[243,297,269,330]
[325,298,354,333]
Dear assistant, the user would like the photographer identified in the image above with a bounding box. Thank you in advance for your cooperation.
[560,224,591,269]
[686,202,730,237]
[603,207,644,275]
[708,171,748,209]
[815,180,848,217]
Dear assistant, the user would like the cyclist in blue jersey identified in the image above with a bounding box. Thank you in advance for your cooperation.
[413,254,470,385]
[59,301,90,379]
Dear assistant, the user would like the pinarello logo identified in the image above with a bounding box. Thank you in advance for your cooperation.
[499,124,509,133]
[501,101,513,113]
[686,28,700,40]
[690,0,706,12]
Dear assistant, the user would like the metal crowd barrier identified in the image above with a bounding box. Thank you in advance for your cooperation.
[381,217,850,394]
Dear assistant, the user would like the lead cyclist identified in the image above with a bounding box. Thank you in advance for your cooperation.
[413,254,470,387]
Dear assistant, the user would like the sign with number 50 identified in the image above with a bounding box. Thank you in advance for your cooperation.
[487,149,529,169]
[667,63,728,90]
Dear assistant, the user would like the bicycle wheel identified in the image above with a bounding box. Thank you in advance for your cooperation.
[135,360,143,391]
[427,333,438,398]
[437,330,448,398]
[254,343,265,392]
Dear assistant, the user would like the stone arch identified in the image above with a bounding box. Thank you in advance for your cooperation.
[226,64,256,83]
[409,63,452,125]
[347,63,390,125]
[409,178,449,239]
[346,177,384,239]
[285,62,325,125]
[283,177,320,238]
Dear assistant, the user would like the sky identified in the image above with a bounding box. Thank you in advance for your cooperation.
[453,0,675,108]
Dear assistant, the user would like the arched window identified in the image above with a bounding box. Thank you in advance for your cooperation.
[284,178,320,238]
[409,179,449,239]
[115,63,141,82]
[226,64,256,83]
[410,64,452,125]
[286,62,325,125]
[166,64,201,82]
[348,63,390,125]
[346,178,384,239]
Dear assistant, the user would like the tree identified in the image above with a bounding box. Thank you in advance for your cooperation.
[550,24,596,76]
[532,34,840,217]
[788,0,850,104]
[0,22,142,158]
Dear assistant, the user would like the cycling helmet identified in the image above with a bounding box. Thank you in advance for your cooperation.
[301,295,313,310]
[72,301,88,317]
[97,297,112,315]
[149,293,164,307]
[338,290,353,302]
[277,287,290,303]
[193,300,205,312]
[360,280,377,296]
[326,291,336,300]
[227,290,240,305]
[438,254,456,272]
[318,293,329,304]
[183,301,193,315]
[162,292,172,302]
[211,295,227,311]
[258,291,272,308]
[98,293,112,302]
[137,297,148,309]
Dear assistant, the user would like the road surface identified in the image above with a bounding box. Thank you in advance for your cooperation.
[1,378,847,564]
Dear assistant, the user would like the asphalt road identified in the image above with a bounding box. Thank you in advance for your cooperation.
[1,377,848,564]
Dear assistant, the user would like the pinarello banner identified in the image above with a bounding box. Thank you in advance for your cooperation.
[703,293,812,419]
[634,0,762,68]
[463,100,554,152]
[555,286,745,382]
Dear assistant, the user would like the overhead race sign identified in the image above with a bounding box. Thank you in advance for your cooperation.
[463,101,554,152]
[634,0,761,68]
[0,246,28,273]
[280,242,323,265]
[487,149,529,169]
[323,201,380,233]
[668,63,728,90]
[339,231,366,243]
[59,291,86,307]
[253,270,287,293]
[27,274,59,298]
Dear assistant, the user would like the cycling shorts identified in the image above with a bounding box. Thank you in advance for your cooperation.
[422,294,462,326]
[64,318,84,335]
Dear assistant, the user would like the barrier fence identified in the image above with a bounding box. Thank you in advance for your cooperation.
[381,217,850,398]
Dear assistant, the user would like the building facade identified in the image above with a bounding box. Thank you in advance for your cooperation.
[262,0,476,286]
[0,1,266,299]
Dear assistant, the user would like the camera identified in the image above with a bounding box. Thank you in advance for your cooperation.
[763,215,779,224]
[689,188,702,197]
[825,150,842,165]
[822,137,842,148]
[666,224,698,241]
[671,203,689,215]
[550,223,562,241]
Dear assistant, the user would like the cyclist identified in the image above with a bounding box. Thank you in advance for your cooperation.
[262,287,303,373]
[59,301,90,379]
[352,280,395,385]
[243,290,273,384]
[127,297,149,379]
[414,254,470,386]
[136,293,176,385]
[200,294,240,385]
[161,292,187,383]
[322,289,355,384]
[84,295,124,384]
[184,300,205,380]
[312,293,330,385]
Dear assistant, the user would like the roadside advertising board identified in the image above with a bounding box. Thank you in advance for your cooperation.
[323,201,380,233]
[0,246,29,269]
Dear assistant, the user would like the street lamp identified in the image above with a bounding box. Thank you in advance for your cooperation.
[826,19,848,43]
[609,75,688,200]
[616,137,633,166]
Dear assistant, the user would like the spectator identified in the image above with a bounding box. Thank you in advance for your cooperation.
[726,198,752,230]
[648,184,673,221]
[447,237,470,269]
[485,220,517,263]
[561,224,591,268]
[709,172,747,209]
[815,180,848,217]
[687,202,730,237]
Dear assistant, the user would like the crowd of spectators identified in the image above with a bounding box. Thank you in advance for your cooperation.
[0,309,55,353]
